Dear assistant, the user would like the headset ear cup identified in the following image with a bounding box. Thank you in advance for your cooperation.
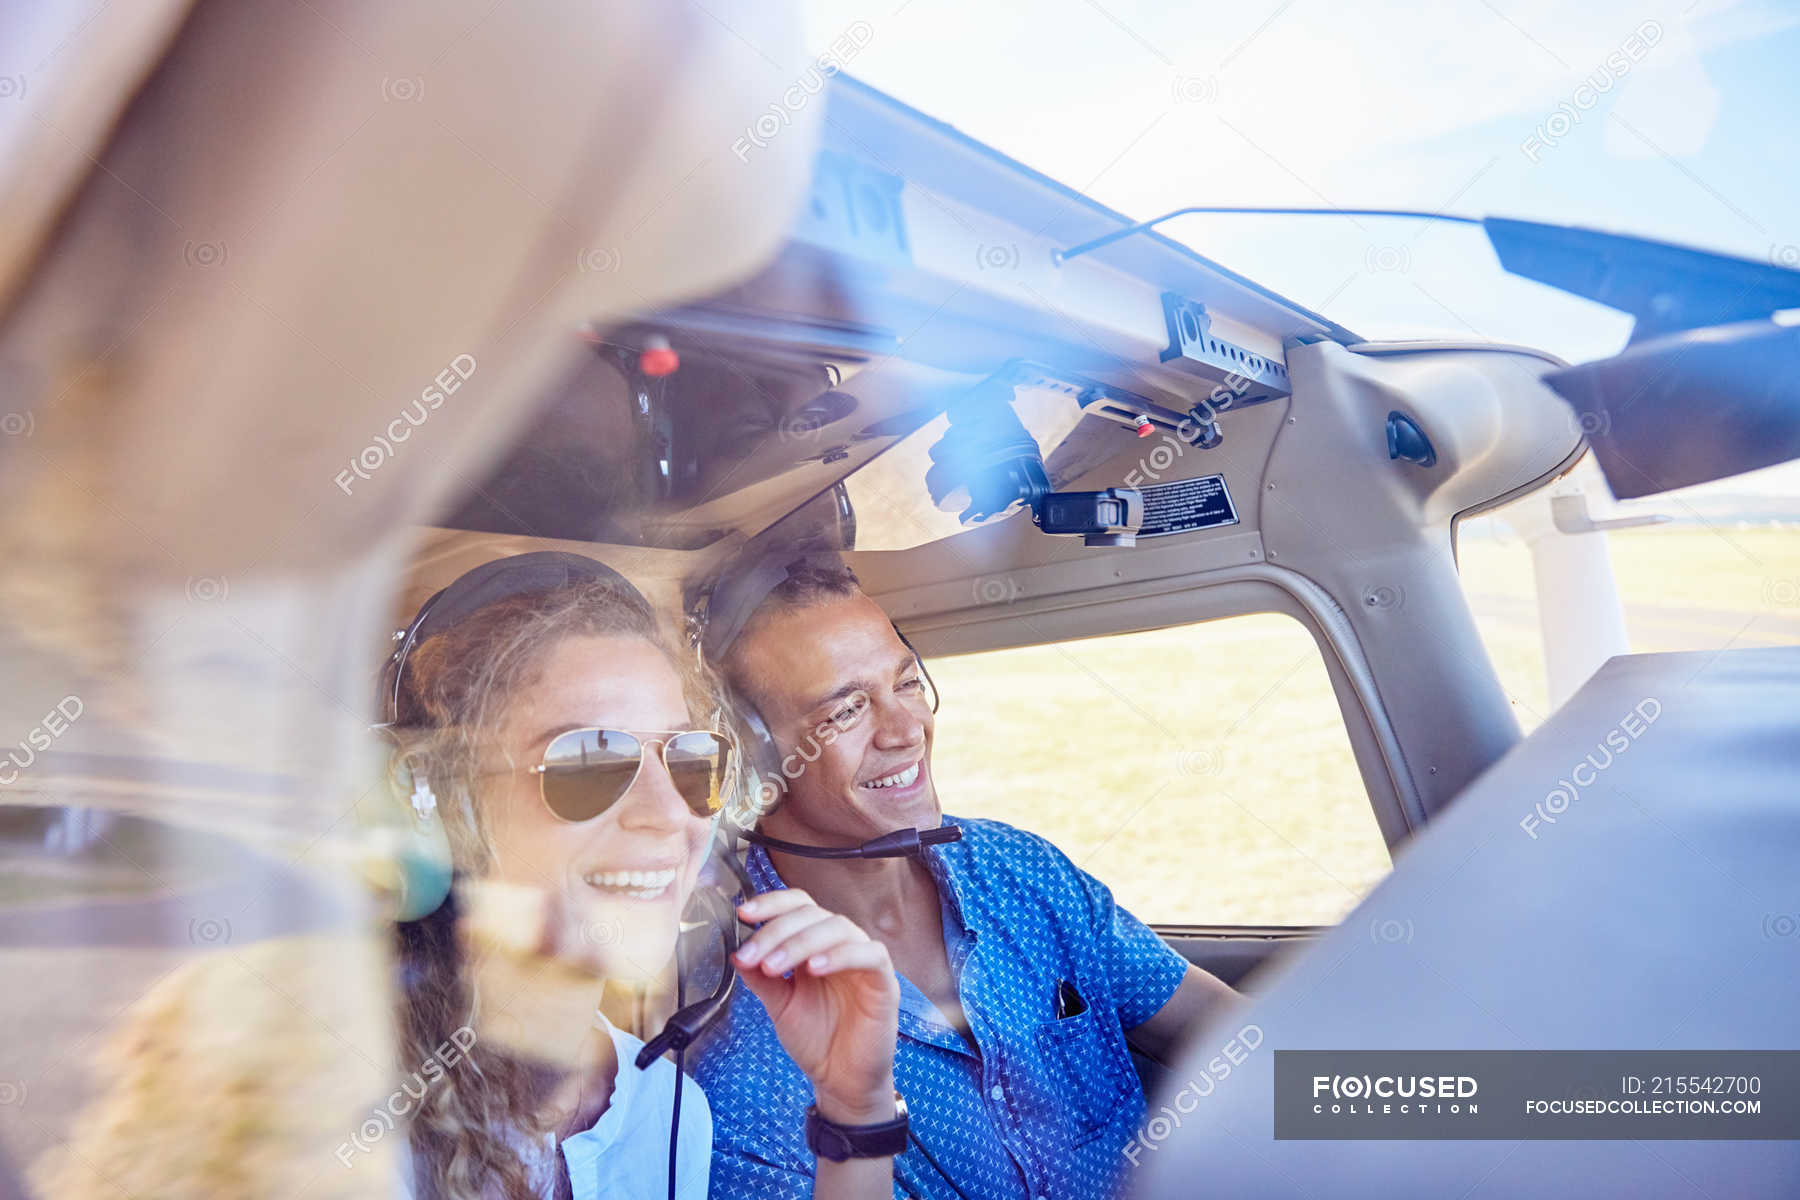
[719,688,784,826]
[741,706,782,785]
[742,767,786,825]
[370,730,454,921]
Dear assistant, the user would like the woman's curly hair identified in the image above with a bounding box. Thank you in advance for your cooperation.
[390,577,722,1199]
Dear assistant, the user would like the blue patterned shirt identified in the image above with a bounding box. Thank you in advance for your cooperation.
[691,816,1189,1199]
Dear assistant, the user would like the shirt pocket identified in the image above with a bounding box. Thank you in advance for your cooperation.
[1031,1007,1135,1146]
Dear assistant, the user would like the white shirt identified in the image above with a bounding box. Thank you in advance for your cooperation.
[557,1016,712,1200]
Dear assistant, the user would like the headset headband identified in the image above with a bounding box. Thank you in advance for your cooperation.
[383,551,644,727]
[691,547,851,663]
[690,545,939,722]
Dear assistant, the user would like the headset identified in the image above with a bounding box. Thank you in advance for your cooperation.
[685,546,961,860]
[377,551,749,1200]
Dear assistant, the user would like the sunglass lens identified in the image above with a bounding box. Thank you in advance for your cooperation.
[664,731,730,815]
[540,728,641,821]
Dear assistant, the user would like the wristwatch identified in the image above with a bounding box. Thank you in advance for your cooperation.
[804,1092,910,1162]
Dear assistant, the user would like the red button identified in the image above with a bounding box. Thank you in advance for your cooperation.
[640,335,679,377]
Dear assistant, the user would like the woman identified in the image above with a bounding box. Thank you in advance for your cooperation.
[387,552,900,1198]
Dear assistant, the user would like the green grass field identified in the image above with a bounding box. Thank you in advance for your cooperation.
[926,527,1800,929]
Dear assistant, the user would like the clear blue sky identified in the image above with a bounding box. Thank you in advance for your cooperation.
[792,0,1800,494]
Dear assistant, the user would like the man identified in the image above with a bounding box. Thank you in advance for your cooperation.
[690,553,1237,1198]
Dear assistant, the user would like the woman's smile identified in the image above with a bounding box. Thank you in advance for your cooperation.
[582,862,681,901]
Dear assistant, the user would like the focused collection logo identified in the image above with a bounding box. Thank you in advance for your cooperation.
[1311,1074,1480,1116]
[1278,1051,1793,1140]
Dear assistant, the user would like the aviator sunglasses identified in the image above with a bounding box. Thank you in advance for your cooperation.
[524,727,739,823]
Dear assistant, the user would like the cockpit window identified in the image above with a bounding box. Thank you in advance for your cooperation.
[926,613,1390,926]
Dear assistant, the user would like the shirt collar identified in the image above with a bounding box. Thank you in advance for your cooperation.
[559,1014,642,1158]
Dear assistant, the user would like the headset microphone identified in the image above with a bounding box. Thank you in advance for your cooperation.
[740,825,962,859]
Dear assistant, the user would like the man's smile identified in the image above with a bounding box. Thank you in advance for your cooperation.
[859,761,921,791]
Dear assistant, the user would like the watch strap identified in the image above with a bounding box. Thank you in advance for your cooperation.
[804,1093,909,1162]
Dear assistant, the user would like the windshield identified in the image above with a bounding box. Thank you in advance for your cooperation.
[805,0,1795,363]
[803,0,1800,507]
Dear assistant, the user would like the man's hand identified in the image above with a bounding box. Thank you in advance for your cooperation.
[731,888,900,1121]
